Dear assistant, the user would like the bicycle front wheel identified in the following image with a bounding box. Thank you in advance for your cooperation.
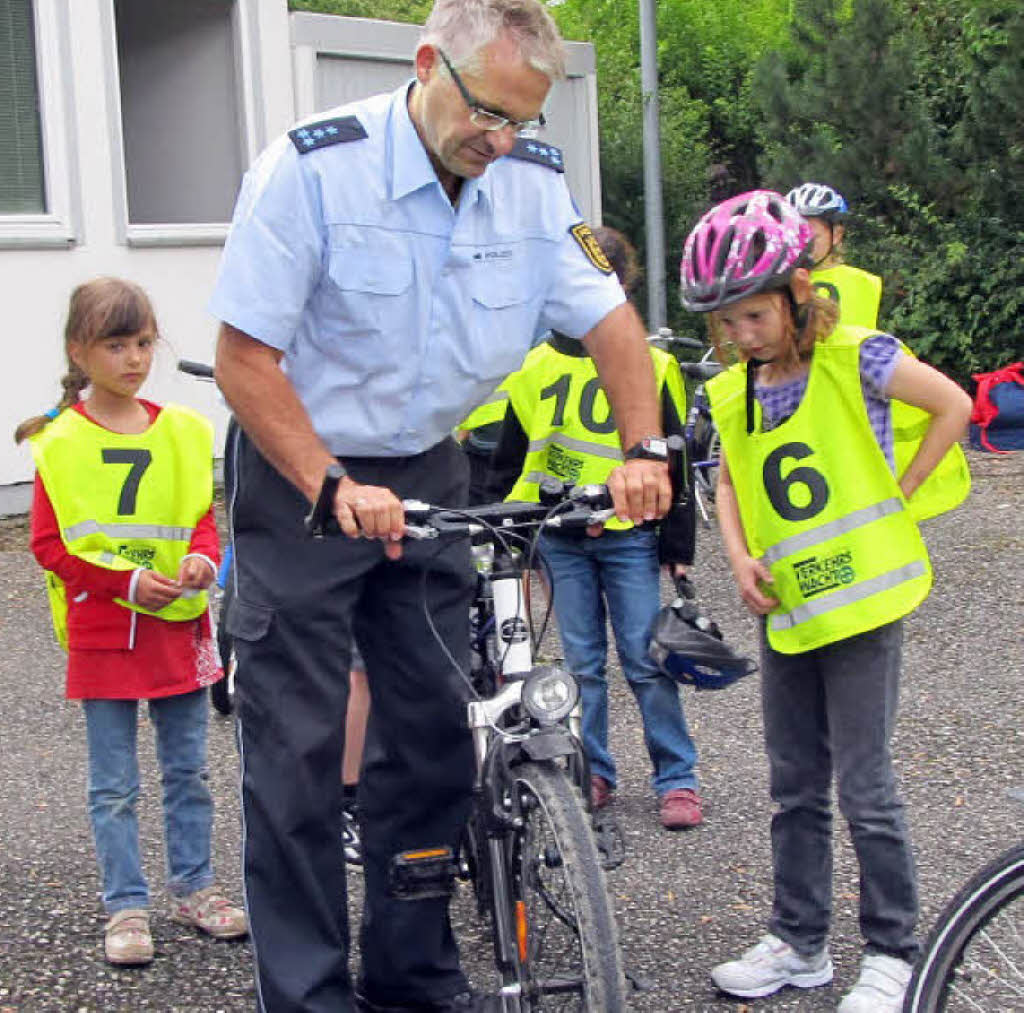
[507,760,627,1012]
[904,842,1024,1011]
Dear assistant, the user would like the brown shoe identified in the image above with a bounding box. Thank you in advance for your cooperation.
[590,775,613,811]
[659,787,703,829]
[171,885,248,939]
[104,908,153,966]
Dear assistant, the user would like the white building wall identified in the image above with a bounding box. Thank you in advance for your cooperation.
[0,2,600,513]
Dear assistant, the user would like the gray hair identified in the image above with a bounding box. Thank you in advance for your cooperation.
[420,0,566,81]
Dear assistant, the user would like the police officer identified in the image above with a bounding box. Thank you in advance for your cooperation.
[209,2,671,1010]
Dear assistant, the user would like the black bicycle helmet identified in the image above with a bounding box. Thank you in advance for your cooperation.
[649,578,757,690]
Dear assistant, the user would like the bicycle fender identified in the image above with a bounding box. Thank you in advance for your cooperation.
[521,728,576,762]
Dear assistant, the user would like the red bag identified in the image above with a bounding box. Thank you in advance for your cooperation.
[971,362,1024,453]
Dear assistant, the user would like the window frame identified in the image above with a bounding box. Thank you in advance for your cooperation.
[0,0,81,249]
[100,0,261,248]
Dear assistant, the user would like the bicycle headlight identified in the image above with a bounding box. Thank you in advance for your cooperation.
[522,665,579,725]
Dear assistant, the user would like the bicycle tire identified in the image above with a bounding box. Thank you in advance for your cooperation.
[904,842,1024,1011]
[506,760,627,1011]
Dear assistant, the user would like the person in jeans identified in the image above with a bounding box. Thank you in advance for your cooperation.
[680,190,971,1011]
[486,226,703,829]
[17,277,246,967]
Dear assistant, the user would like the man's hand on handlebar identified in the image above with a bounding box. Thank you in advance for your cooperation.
[334,476,406,560]
[606,458,672,526]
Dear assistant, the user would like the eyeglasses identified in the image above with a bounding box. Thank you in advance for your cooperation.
[437,48,546,137]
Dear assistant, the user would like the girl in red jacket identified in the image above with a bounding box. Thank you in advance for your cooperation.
[15,277,245,966]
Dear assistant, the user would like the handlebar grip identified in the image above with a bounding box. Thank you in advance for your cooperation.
[304,463,345,538]
[177,359,214,379]
[666,434,687,504]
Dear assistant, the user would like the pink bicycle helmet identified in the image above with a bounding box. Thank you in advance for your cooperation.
[680,190,813,312]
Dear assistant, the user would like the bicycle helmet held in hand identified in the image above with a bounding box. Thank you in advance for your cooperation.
[648,577,757,690]
[679,190,813,313]
[785,182,849,223]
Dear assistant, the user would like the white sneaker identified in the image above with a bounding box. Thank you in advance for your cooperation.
[838,953,913,1012]
[711,933,833,998]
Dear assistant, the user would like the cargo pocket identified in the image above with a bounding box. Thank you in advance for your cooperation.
[226,599,273,642]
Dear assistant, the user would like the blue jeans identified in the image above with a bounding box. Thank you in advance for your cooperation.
[539,529,698,795]
[83,689,215,913]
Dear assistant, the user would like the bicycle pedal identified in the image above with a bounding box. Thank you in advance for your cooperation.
[388,846,456,900]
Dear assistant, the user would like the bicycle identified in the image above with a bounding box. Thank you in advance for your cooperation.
[304,453,686,1010]
[647,330,723,526]
[903,790,1024,1011]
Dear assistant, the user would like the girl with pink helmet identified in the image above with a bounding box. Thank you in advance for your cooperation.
[680,191,972,1011]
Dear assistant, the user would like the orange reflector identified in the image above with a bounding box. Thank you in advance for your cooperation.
[516,900,528,963]
[402,848,450,861]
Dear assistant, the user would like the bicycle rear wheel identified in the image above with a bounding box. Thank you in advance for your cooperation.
[904,842,1024,1011]
[507,760,626,1011]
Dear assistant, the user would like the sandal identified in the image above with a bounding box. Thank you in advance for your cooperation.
[104,907,154,966]
[171,885,248,939]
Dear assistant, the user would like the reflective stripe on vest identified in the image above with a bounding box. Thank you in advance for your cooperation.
[771,561,928,631]
[761,497,904,566]
[503,342,684,531]
[30,404,214,645]
[64,520,195,543]
[707,328,933,653]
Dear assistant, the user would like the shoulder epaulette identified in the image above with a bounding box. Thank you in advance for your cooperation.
[289,115,367,154]
[507,138,564,173]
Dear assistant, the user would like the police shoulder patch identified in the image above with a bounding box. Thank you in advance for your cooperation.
[569,222,614,275]
[507,138,565,173]
[288,116,368,154]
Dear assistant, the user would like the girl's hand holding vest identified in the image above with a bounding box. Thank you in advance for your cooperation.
[134,570,184,612]
[178,556,217,591]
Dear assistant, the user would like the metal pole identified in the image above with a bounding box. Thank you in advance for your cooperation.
[638,0,666,330]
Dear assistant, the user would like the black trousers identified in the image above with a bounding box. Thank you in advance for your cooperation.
[228,433,476,1012]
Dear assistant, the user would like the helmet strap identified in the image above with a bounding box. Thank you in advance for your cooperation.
[745,357,765,434]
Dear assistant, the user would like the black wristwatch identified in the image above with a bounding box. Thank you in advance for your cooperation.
[623,436,669,462]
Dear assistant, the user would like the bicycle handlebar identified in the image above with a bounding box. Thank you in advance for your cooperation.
[679,361,723,382]
[177,359,215,379]
[305,435,688,540]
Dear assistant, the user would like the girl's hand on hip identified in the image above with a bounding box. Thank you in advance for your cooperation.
[136,570,183,611]
[732,555,779,615]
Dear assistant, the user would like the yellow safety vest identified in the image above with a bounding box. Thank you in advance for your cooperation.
[31,405,214,649]
[459,385,510,432]
[840,326,971,522]
[708,330,934,653]
[503,341,685,531]
[811,264,882,329]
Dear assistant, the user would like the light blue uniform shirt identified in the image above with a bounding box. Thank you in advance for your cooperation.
[208,84,625,457]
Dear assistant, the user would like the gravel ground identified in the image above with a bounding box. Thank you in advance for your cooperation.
[0,447,1021,1012]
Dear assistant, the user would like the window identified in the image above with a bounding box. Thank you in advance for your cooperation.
[0,0,78,247]
[0,0,45,214]
[110,0,249,245]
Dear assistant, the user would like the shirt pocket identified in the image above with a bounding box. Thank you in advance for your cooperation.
[464,266,540,383]
[322,243,414,342]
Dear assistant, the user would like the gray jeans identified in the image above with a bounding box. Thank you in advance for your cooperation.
[760,619,919,962]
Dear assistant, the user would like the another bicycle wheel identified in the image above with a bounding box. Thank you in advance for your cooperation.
[507,760,627,1011]
[904,843,1024,1011]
